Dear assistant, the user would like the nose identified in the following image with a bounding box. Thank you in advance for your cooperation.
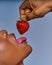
[0,30,7,38]
[16,37,27,44]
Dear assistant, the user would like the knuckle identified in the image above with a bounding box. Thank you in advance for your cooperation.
[35,10,40,16]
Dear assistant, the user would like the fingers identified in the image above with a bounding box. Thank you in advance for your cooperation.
[25,9,31,16]
[20,0,52,21]
[19,1,28,21]
[20,0,27,10]
[20,9,32,21]
[19,0,31,21]
[25,9,37,20]
[26,4,51,20]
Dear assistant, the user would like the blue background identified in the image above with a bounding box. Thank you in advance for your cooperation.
[0,0,52,65]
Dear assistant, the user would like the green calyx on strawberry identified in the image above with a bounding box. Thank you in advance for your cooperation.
[16,18,30,35]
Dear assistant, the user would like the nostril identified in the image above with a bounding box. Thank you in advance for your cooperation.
[16,37,27,44]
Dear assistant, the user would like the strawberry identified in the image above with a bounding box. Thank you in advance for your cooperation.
[16,18,30,35]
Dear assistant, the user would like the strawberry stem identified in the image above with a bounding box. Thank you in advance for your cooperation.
[19,18,23,22]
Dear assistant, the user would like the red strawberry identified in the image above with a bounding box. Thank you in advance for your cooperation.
[16,18,30,34]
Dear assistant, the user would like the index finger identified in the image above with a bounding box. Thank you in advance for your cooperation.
[19,0,31,21]
[19,0,28,15]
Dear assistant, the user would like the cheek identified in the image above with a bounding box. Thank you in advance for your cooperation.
[0,43,6,53]
[0,45,18,64]
[4,47,18,64]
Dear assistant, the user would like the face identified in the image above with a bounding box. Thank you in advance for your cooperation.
[0,30,32,65]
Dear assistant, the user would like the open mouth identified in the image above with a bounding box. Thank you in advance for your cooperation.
[16,37,27,44]
[8,33,27,44]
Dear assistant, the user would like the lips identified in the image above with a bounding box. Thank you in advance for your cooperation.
[8,33,27,44]
[16,37,27,44]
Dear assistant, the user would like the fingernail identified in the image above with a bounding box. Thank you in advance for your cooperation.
[16,37,27,44]
[21,15,27,21]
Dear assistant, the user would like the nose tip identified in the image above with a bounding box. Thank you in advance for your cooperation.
[16,37,27,44]
[0,30,7,37]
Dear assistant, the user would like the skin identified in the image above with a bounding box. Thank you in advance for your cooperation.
[20,0,52,21]
[0,30,32,65]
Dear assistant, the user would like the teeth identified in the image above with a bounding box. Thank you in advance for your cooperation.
[16,37,27,44]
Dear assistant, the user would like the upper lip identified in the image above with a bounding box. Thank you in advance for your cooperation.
[9,33,16,39]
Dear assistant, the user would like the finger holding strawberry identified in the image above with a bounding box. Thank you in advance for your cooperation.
[16,18,30,35]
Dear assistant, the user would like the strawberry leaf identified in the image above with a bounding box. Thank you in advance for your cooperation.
[20,18,23,22]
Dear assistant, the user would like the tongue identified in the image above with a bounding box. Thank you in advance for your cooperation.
[16,37,27,44]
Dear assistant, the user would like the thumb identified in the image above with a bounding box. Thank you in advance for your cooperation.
[26,10,38,20]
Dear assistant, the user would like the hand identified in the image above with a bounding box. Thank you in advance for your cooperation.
[0,30,32,65]
[20,0,52,21]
